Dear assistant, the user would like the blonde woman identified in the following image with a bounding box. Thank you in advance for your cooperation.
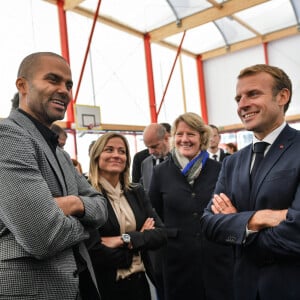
[149,112,234,300]
[86,132,166,300]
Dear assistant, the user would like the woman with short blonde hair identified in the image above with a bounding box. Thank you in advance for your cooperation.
[149,112,234,300]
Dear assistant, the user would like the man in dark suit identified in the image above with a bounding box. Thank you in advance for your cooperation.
[208,124,230,162]
[131,148,150,183]
[0,52,107,299]
[201,64,300,300]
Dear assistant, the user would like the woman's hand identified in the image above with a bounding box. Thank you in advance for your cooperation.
[140,217,155,232]
[211,193,237,214]
[101,217,156,249]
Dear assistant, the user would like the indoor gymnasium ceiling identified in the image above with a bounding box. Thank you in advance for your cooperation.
[43,0,300,60]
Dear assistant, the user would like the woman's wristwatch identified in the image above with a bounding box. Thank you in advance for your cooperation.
[121,233,132,248]
[121,233,131,244]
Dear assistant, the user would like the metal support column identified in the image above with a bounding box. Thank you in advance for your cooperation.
[144,34,157,123]
[263,42,269,65]
[157,31,186,117]
[196,55,208,124]
[56,0,77,156]
[74,0,102,103]
[57,0,74,127]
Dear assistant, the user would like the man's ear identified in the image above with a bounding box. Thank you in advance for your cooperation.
[16,77,27,93]
[277,88,290,107]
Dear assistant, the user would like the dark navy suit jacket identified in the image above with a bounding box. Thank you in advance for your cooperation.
[201,124,300,300]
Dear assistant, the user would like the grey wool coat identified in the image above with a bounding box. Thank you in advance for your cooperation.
[0,109,107,299]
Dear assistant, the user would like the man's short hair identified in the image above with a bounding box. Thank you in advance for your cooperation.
[50,123,67,138]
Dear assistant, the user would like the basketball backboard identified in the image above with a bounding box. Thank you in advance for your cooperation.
[74,104,101,130]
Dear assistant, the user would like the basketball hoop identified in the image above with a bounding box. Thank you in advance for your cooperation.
[73,104,101,131]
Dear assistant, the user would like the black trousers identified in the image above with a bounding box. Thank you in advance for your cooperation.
[102,272,151,300]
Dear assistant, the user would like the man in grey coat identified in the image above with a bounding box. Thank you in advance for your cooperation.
[0,52,107,299]
[140,123,170,300]
[141,123,171,194]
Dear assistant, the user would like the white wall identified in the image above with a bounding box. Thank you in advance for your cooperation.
[67,11,151,126]
[204,45,265,126]
[268,35,300,116]
[204,35,300,127]
[1,0,60,118]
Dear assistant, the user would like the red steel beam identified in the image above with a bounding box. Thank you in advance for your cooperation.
[263,42,269,65]
[157,30,186,117]
[57,0,74,126]
[74,0,102,103]
[196,55,208,124]
[144,34,157,123]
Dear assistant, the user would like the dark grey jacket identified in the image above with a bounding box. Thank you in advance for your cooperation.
[0,110,107,299]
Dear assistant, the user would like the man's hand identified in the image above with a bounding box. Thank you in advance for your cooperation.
[101,236,124,248]
[212,193,237,214]
[248,209,288,231]
[55,195,84,216]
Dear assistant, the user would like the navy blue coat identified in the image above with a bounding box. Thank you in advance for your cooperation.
[201,125,300,300]
[149,156,234,300]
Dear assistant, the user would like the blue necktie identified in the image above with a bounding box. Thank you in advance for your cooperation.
[250,142,269,185]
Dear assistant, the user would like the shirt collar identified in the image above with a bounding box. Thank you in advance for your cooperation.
[208,149,220,159]
[252,122,286,146]
[17,108,58,152]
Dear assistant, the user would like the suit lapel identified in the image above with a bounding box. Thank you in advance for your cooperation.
[141,157,154,189]
[10,110,67,195]
[220,149,225,161]
[102,189,142,233]
[250,125,296,208]
[56,149,71,195]
[125,189,143,230]
[102,190,121,233]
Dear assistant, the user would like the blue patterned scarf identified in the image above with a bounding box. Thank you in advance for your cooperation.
[171,148,209,185]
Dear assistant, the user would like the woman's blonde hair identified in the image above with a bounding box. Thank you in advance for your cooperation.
[171,112,211,151]
[88,132,132,192]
